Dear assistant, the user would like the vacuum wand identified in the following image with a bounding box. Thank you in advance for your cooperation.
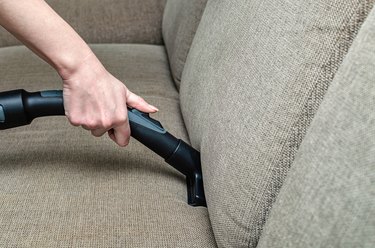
[0,89,206,207]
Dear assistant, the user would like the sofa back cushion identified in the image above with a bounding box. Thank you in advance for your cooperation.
[0,0,166,47]
[162,0,208,89]
[258,8,375,246]
[179,0,374,247]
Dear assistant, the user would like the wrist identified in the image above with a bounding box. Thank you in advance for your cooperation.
[57,49,103,81]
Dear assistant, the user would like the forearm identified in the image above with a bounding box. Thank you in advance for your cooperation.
[0,0,158,147]
[0,0,93,79]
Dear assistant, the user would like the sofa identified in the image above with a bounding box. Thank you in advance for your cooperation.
[0,0,374,247]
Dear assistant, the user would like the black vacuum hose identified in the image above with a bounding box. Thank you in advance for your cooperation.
[0,89,206,207]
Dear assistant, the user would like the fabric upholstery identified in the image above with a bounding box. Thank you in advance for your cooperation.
[258,8,375,247]
[162,0,207,89]
[179,0,375,247]
[0,44,216,247]
[0,0,167,47]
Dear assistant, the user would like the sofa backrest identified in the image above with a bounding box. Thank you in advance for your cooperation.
[258,8,375,246]
[179,0,375,247]
[162,0,208,89]
[0,0,166,47]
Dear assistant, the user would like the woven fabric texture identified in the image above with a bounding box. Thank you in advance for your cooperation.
[0,44,216,247]
[180,0,375,247]
[258,7,375,247]
[0,0,166,47]
[162,0,208,89]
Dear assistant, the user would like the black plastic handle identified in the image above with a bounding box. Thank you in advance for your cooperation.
[0,90,64,129]
[0,89,206,207]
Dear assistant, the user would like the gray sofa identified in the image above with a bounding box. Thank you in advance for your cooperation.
[0,0,374,247]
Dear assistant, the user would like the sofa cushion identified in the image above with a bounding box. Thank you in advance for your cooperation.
[162,0,208,89]
[0,0,167,47]
[179,0,374,247]
[258,8,375,246]
[0,45,216,247]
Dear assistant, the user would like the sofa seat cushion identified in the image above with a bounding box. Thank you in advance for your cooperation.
[0,44,216,247]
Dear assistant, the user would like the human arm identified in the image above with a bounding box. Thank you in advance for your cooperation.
[0,0,158,146]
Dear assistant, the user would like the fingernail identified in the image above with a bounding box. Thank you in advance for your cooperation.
[149,105,159,112]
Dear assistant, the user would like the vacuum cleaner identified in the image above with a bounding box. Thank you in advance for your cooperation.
[0,89,206,207]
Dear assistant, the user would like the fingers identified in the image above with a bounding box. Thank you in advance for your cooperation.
[84,115,130,145]
[63,70,157,147]
[107,124,131,147]
[74,113,133,147]
[91,128,107,137]
[126,89,158,113]
[87,124,130,147]
[108,129,115,141]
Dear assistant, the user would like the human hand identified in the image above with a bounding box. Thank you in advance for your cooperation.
[61,52,158,146]
[0,0,158,146]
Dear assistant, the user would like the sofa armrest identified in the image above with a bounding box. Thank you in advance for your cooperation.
[0,0,166,47]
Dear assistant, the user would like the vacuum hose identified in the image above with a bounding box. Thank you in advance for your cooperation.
[0,89,206,207]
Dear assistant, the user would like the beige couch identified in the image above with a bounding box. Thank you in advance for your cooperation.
[0,0,374,247]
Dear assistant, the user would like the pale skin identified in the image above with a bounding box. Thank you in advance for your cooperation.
[0,0,158,146]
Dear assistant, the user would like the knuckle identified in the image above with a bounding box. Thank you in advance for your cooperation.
[91,130,99,137]
[85,119,100,130]
[101,119,113,130]
[91,130,103,137]
[118,139,129,147]
[69,116,82,126]
[114,115,127,126]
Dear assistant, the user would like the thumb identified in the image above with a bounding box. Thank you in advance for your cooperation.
[126,89,158,113]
